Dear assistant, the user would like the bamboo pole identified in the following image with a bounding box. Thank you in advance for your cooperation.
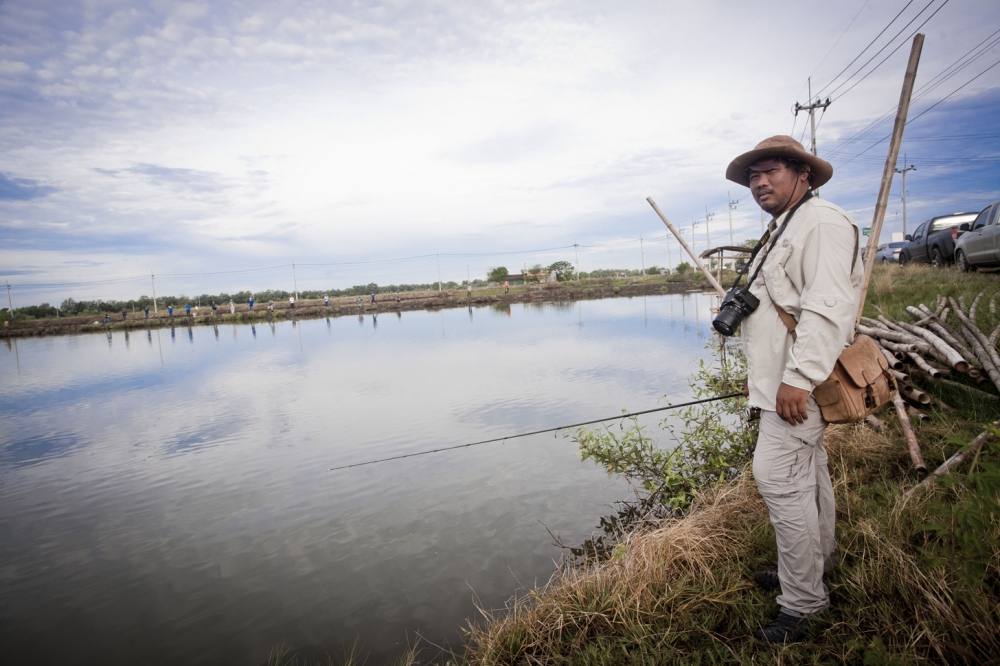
[875,337,924,355]
[906,352,942,377]
[881,347,903,370]
[914,304,975,363]
[855,34,925,326]
[646,198,726,297]
[896,321,968,372]
[902,423,998,499]
[860,316,889,329]
[892,391,926,475]
[933,377,1000,402]
[969,290,984,322]
[950,297,1000,392]
[899,384,931,406]
[861,324,931,352]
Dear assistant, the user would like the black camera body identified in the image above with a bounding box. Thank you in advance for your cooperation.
[712,286,759,336]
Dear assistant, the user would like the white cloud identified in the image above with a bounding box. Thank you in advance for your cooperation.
[0,59,30,75]
[1,0,998,302]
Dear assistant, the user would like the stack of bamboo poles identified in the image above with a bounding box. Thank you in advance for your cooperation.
[858,291,1000,476]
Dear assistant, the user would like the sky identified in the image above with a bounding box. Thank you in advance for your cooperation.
[1,0,999,305]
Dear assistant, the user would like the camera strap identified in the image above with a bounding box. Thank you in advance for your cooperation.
[733,190,813,291]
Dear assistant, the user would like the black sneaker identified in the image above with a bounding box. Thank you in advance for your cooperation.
[753,569,780,592]
[755,610,810,643]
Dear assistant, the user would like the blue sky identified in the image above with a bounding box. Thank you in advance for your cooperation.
[1,0,998,305]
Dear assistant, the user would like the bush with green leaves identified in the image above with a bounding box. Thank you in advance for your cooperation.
[571,341,755,560]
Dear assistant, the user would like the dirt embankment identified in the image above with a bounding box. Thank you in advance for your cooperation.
[0,278,713,339]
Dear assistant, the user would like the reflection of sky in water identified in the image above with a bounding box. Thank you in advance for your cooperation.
[0,293,720,665]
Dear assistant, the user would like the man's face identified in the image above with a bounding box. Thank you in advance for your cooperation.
[748,159,810,215]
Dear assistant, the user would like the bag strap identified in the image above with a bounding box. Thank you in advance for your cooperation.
[770,217,860,342]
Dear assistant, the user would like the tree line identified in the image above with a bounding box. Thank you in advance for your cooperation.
[3,259,701,320]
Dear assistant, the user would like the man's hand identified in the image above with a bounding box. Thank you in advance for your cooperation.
[775,382,810,424]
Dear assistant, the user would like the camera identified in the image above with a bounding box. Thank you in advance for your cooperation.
[713,286,759,336]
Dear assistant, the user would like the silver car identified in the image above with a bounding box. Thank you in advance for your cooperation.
[875,241,907,263]
[955,201,1000,271]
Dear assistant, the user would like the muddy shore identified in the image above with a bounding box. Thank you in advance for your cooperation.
[0,277,717,339]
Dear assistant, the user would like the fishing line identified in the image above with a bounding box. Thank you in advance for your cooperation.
[329,391,744,471]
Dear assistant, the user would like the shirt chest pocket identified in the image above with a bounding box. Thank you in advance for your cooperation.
[761,241,799,314]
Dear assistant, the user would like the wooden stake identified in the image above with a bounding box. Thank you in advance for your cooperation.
[646,197,726,297]
[855,34,925,326]
[902,423,998,499]
[892,390,926,475]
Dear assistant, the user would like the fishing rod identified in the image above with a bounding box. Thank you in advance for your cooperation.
[329,391,744,471]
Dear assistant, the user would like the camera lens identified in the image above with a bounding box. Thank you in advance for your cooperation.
[712,307,739,336]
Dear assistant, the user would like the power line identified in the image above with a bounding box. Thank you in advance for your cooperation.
[811,0,872,75]
[814,0,917,97]
[839,56,1000,164]
[832,132,1000,142]
[329,391,744,471]
[825,27,1000,155]
[830,0,949,99]
[826,0,947,101]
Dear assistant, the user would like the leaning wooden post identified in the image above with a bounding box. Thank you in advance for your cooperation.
[646,197,726,298]
[848,35,924,473]
[855,33,924,325]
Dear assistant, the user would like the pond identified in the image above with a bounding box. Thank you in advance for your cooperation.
[0,292,719,665]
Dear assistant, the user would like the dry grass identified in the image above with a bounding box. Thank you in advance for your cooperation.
[463,420,1000,665]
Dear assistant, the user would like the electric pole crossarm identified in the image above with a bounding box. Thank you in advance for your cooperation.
[794,77,832,156]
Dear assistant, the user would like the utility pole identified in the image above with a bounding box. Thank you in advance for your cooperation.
[727,193,739,246]
[704,207,714,249]
[639,235,646,274]
[857,34,924,326]
[573,243,580,280]
[6,282,14,317]
[894,155,916,236]
[151,274,158,314]
[794,77,831,156]
[292,262,299,300]
[436,253,442,292]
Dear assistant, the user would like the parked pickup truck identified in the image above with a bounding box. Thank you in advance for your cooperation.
[898,211,980,267]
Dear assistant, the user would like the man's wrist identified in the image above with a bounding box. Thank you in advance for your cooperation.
[781,370,813,393]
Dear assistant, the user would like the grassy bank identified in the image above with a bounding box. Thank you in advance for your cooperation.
[0,273,729,339]
[460,264,1000,664]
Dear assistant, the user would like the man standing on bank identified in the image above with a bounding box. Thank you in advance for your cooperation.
[725,136,863,642]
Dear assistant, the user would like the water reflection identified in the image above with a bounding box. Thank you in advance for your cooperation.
[0,293,719,666]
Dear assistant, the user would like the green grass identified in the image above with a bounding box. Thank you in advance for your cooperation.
[865,262,1000,324]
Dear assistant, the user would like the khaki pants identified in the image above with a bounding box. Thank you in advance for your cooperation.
[752,398,835,615]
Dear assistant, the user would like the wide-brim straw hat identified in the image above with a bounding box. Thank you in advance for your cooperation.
[726,135,833,188]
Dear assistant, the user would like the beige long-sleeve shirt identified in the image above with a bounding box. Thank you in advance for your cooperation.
[743,195,864,412]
